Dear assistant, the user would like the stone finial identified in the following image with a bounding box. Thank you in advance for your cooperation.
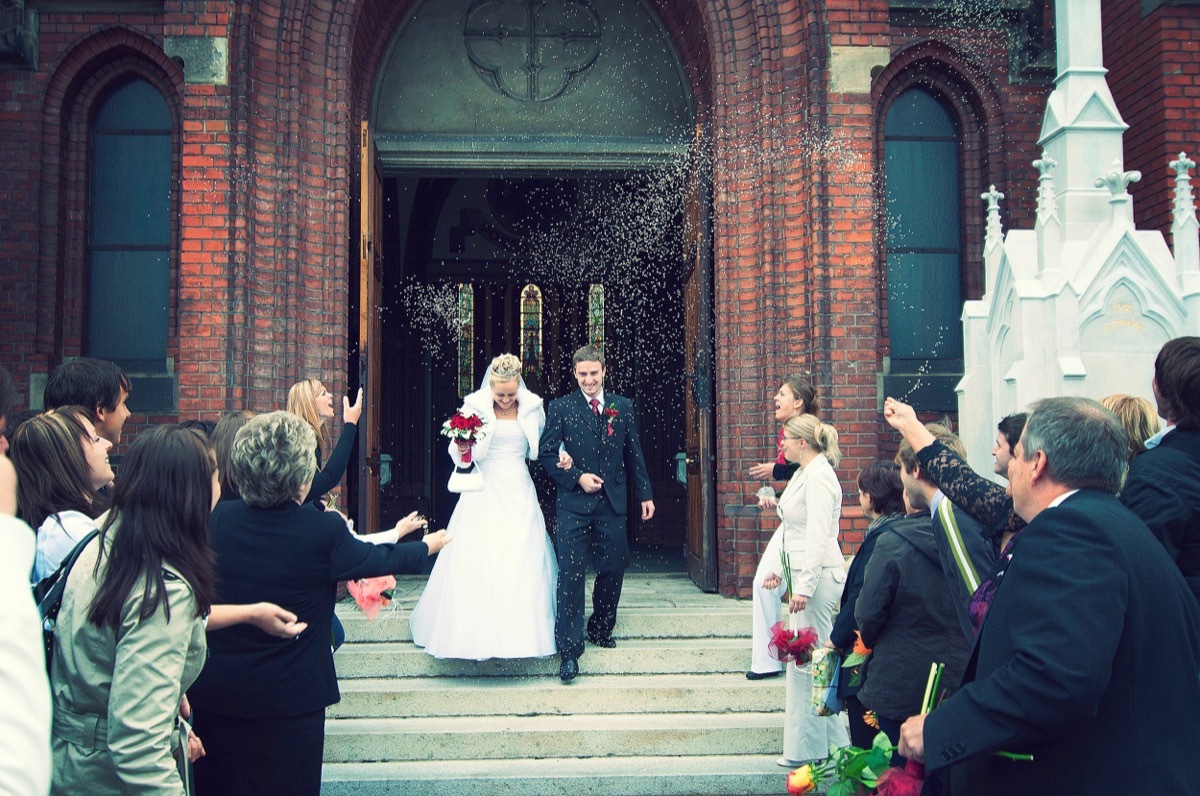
[982,184,1005,250]
[1033,152,1058,218]
[1095,159,1141,197]
[1170,152,1197,225]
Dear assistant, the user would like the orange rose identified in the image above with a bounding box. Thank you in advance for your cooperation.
[786,765,815,795]
[853,630,872,656]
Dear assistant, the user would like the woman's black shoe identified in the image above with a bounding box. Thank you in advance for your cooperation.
[745,670,783,680]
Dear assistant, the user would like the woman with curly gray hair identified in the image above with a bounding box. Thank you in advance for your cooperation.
[187,411,450,795]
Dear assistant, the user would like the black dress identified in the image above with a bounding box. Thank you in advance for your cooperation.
[189,499,429,796]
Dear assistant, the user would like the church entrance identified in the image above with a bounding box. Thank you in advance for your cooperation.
[365,173,689,558]
[350,0,717,588]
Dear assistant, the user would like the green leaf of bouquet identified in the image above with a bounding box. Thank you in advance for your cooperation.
[826,780,855,796]
[842,651,869,667]
[865,747,889,773]
[872,732,893,752]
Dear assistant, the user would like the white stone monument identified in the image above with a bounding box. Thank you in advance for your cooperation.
[957,0,1200,477]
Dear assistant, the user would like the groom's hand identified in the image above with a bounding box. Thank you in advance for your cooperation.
[578,473,604,493]
[640,500,655,520]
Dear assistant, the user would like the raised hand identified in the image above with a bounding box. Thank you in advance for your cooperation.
[883,396,936,452]
[748,461,774,480]
[344,388,364,425]
[393,510,428,539]
[422,529,452,554]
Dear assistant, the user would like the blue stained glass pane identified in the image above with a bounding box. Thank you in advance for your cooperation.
[92,79,171,131]
[87,249,169,360]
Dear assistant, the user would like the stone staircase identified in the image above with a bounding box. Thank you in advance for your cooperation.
[321,571,792,795]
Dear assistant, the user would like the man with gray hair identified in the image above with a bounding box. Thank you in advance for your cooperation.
[898,397,1200,794]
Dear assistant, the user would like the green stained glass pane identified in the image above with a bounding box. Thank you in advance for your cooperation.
[588,283,604,349]
[520,284,543,380]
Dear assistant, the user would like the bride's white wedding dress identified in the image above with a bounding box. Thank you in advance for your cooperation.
[409,418,558,660]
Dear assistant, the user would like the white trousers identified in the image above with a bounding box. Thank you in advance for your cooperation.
[783,567,849,763]
[750,527,787,675]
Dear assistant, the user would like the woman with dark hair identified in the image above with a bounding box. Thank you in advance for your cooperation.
[48,424,217,794]
[210,410,254,501]
[188,411,449,795]
[11,407,112,580]
[749,376,819,508]
[826,461,905,747]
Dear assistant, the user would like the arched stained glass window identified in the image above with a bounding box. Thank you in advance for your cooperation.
[520,284,543,381]
[882,87,963,410]
[588,283,605,349]
[87,78,172,368]
[457,284,474,397]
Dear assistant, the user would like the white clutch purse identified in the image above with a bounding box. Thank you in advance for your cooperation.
[447,463,483,493]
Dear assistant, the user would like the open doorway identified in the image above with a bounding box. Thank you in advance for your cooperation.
[367,174,689,563]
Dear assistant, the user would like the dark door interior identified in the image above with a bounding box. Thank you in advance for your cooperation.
[370,174,689,560]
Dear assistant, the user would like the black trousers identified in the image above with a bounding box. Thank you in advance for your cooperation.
[191,708,325,796]
[554,499,630,660]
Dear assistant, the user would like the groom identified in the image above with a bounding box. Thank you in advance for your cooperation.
[540,344,654,682]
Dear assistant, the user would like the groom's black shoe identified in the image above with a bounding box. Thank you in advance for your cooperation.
[587,632,617,648]
[559,657,579,683]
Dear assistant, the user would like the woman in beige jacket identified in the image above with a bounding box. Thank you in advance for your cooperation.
[772,414,850,766]
[50,425,215,794]
[49,425,304,795]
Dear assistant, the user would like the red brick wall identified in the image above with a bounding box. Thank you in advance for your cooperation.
[3,0,1171,600]
[1104,2,1200,240]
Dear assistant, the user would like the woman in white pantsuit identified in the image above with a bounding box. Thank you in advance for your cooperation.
[766,414,850,766]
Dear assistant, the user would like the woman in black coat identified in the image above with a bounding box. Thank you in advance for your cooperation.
[188,411,449,796]
[826,461,904,748]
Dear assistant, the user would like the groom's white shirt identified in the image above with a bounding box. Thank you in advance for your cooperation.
[581,388,605,407]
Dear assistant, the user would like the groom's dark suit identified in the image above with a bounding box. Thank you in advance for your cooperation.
[539,391,652,660]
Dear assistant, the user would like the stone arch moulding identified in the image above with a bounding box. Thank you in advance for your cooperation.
[366,0,698,170]
[37,27,186,368]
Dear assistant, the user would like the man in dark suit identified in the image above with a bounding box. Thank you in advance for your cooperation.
[895,424,995,641]
[539,345,654,682]
[898,397,1200,795]
[1120,335,1200,604]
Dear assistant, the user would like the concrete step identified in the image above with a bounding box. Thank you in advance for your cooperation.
[333,637,752,679]
[330,673,785,718]
[324,712,783,763]
[335,605,752,643]
[321,754,789,796]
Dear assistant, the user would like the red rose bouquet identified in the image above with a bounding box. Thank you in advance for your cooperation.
[441,410,486,463]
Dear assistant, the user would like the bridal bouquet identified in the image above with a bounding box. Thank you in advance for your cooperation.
[441,410,486,463]
[441,410,486,492]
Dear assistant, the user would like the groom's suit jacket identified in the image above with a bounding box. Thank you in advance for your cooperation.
[539,391,652,516]
[924,490,1200,795]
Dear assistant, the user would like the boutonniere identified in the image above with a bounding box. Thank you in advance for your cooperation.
[603,403,619,436]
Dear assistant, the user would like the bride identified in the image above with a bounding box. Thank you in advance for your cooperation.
[409,353,559,660]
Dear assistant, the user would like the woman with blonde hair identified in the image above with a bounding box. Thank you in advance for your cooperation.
[286,379,362,509]
[751,414,849,765]
[409,353,559,660]
[1100,394,1160,461]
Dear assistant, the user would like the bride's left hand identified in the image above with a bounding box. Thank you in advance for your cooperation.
[557,451,574,470]
[393,511,428,539]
